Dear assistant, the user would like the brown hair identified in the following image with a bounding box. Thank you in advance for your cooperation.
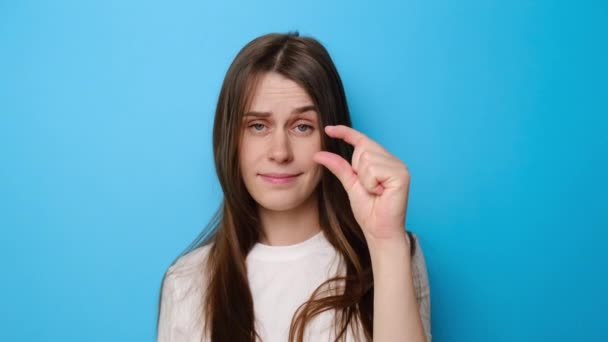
[158,31,416,342]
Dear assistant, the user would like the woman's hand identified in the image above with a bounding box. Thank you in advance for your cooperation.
[313,125,411,244]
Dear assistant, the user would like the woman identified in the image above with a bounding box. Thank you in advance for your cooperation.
[157,31,431,342]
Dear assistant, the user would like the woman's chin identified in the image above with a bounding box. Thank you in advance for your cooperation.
[253,192,312,212]
[256,198,300,212]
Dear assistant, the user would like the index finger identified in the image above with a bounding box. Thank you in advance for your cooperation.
[324,125,367,147]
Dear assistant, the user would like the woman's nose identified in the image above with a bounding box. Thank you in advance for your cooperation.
[268,130,293,163]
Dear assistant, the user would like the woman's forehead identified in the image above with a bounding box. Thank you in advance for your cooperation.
[247,72,314,111]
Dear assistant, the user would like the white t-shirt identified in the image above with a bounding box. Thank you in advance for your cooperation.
[157,230,431,342]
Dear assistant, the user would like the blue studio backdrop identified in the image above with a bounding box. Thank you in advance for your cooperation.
[1,0,606,341]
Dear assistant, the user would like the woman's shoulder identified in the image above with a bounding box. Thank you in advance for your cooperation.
[408,232,432,341]
[408,233,430,285]
[158,243,214,341]
[162,242,215,299]
[168,243,214,274]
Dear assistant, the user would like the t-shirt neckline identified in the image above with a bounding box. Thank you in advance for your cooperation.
[247,230,329,261]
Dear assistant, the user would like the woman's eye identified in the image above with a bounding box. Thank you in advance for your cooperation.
[295,124,313,133]
[250,123,266,131]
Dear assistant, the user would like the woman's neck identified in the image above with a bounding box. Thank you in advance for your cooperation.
[257,194,321,246]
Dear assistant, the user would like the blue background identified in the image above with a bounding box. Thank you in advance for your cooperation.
[1,0,606,341]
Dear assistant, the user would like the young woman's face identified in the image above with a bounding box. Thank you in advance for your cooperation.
[239,72,323,212]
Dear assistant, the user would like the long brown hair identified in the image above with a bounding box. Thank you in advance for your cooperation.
[158,31,416,342]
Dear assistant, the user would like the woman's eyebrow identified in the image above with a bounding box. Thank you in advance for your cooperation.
[244,105,318,117]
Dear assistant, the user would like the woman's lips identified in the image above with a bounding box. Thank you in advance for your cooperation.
[258,173,301,185]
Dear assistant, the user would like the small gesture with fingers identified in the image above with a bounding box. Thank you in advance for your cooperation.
[313,125,411,245]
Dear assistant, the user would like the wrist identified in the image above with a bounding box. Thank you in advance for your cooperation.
[366,229,411,264]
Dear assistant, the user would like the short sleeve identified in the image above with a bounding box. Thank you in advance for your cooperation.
[411,235,432,342]
[156,245,212,342]
[157,268,178,342]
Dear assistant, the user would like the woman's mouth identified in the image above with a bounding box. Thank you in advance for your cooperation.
[258,173,302,185]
